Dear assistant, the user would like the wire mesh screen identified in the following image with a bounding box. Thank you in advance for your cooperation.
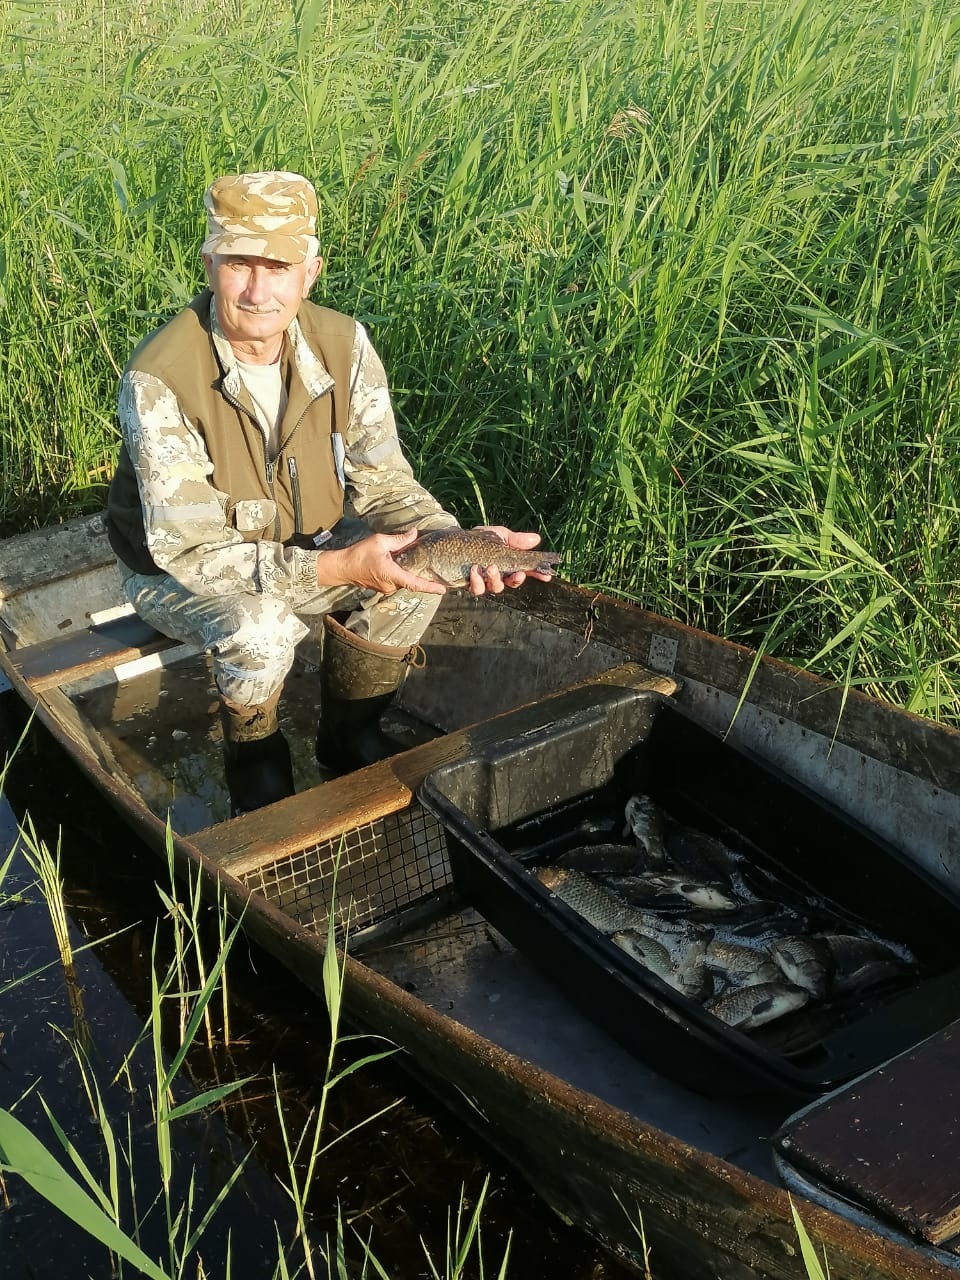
[238,801,452,939]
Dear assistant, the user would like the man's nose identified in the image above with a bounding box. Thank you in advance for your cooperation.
[242,267,271,304]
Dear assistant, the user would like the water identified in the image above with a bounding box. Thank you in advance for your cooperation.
[0,696,633,1280]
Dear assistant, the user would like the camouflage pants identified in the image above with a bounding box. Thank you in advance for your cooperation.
[119,568,441,709]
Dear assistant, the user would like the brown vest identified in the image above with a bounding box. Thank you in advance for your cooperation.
[106,291,355,574]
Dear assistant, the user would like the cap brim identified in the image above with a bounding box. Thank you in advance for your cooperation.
[201,230,311,264]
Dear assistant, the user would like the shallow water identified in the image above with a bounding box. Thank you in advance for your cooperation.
[0,695,634,1280]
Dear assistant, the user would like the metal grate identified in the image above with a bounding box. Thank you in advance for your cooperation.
[238,801,452,939]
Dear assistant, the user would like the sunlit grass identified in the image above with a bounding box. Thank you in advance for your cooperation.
[2,0,958,716]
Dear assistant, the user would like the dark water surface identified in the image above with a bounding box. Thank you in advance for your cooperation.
[0,696,634,1280]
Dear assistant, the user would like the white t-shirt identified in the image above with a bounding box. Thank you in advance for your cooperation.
[236,357,288,456]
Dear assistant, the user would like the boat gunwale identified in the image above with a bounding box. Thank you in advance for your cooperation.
[504,579,960,795]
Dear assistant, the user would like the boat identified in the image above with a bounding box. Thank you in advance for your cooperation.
[1,509,959,1280]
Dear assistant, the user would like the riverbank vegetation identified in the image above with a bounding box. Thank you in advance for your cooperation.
[2,0,958,715]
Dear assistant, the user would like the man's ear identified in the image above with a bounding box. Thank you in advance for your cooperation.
[303,256,322,295]
[202,253,215,285]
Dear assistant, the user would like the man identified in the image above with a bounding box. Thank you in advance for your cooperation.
[106,171,551,817]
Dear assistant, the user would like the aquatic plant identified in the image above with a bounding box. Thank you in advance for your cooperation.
[791,1198,832,1279]
[0,823,511,1278]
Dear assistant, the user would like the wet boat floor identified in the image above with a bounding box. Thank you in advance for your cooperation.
[61,596,632,833]
[67,651,434,832]
[356,904,787,1177]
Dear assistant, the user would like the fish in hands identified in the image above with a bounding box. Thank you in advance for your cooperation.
[393,527,560,591]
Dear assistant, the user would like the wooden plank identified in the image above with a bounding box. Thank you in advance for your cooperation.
[193,662,678,876]
[777,1020,960,1245]
[5,614,177,691]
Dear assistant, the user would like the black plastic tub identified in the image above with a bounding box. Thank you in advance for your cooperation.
[418,688,960,1098]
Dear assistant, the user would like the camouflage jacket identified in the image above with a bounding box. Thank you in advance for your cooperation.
[106,291,456,608]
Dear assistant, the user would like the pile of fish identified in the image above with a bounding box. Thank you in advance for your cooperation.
[532,794,917,1035]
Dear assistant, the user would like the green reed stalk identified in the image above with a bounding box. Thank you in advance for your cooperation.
[19,820,73,976]
[272,858,398,1278]
[791,1198,832,1279]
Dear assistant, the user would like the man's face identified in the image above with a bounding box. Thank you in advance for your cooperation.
[203,252,322,358]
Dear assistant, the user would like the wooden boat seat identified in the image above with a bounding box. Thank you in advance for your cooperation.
[5,612,180,692]
[775,1018,960,1247]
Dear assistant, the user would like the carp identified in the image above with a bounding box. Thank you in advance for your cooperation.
[394,528,559,588]
[613,929,712,1001]
[556,842,655,875]
[534,865,709,958]
[770,935,833,997]
[622,794,669,865]
[706,981,809,1031]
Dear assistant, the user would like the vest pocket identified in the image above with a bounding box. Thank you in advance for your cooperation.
[231,497,278,532]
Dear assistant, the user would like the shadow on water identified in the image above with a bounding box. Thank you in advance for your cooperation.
[0,692,635,1280]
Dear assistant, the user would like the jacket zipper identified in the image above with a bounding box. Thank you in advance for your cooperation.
[287,456,303,532]
[221,382,283,540]
[223,377,333,541]
[277,389,333,536]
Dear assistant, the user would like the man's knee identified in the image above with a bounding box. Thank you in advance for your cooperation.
[214,592,306,648]
[352,589,443,646]
[209,595,309,706]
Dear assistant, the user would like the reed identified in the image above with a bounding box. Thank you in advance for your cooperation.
[271,870,398,1280]
[2,0,958,714]
[0,726,31,911]
[0,821,257,1278]
[0,725,131,999]
[18,819,74,978]
[0,914,831,1279]
[791,1199,832,1279]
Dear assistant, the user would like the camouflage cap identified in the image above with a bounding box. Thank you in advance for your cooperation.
[202,171,320,264]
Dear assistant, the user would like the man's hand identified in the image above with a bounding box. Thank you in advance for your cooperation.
[315,528,447,596]
[465,526,554,596]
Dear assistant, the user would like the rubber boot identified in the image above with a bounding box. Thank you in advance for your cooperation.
[219,693,295,818]
[315,614,414,774]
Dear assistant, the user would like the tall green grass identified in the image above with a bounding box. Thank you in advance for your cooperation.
[2,0,959,715]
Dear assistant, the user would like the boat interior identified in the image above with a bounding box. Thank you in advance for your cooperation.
[2,513,960,1265]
